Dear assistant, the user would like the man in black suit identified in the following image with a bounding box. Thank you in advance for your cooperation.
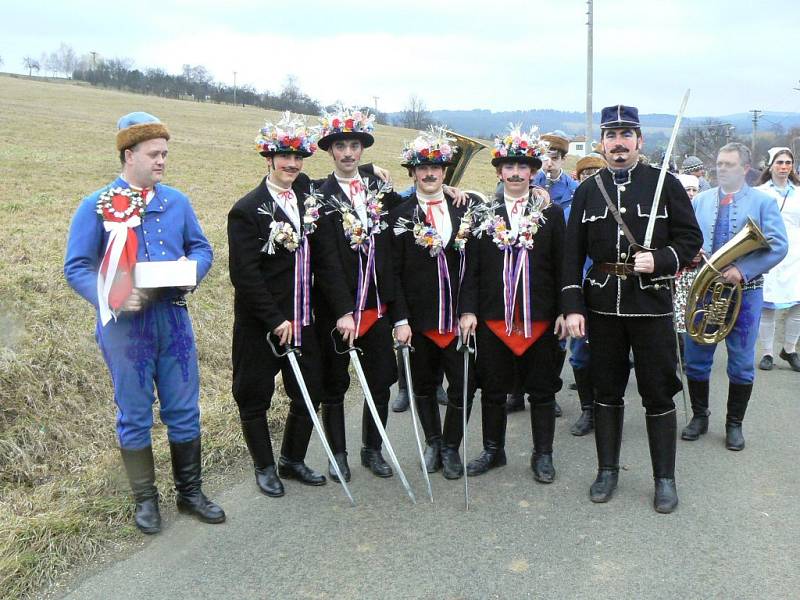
[561,104,703,513]
[390,129,478,479]
[227,113,353,497]
[460,126,566,483]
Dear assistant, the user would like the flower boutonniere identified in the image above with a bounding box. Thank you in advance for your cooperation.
[325,181,389,250]
[393,214,445,257]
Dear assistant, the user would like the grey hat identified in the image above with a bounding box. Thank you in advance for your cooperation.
[681,156,704,174]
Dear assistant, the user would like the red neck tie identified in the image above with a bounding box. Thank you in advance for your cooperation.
[511,197,526,215]
[278,190,293,201]
[349,179,364,202]
[720,193,734,206]
[425,199,443,226]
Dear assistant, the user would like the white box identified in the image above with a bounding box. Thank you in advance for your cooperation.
[134,260,197,288]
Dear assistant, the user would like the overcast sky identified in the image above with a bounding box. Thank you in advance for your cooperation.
[1,0,796,117]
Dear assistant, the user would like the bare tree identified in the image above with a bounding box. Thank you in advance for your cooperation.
[56,42,77,77]
[0,55,4,68]
[400,94,432,130]
[22,56,40,77]
[677,119,737,167]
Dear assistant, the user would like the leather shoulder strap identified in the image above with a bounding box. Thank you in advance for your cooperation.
[594,173,639,247]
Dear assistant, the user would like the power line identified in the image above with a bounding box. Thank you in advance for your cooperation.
[750,109,762,156]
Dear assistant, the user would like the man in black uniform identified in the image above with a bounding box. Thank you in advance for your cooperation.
[391,129,478,479]
[228,113,353,497]
[460,125,566,482]
[561,105,702,513]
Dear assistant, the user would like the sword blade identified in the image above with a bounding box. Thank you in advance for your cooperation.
[350,349,416,504]
[400,346,434,503]
[286,351,355,506]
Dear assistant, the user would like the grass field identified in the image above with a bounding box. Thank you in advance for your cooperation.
[0,75,508,599]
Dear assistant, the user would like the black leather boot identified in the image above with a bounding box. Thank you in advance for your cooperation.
[505,391,525,413]
[120,446,161,534]
[392,353,410,412]
[441,401,472,480]
[467,401,507,476]
[530,399,556,483]
[241,416,284,497]
[360,399,393,478]
[415,395,443,472]
[322,401,350,483]
[725,382,752,451]
[554,348,567,418]
[278,410,327,485]
[169,437,226,524]
[570,367,594,436]
[681,379,710,441]
[589,402,624,503]
[646,409,678,513]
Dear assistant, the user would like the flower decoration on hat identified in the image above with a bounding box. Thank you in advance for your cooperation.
[318,105,376,150]
[400,127,457,167]
[255,111,319,157]
[490,124,549,166]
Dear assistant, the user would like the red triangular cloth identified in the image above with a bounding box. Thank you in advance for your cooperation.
[356,304,387,338]
[485,319,550,357]
[423,330,457,349]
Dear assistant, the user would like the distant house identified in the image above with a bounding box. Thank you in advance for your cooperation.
[569,135,591,157]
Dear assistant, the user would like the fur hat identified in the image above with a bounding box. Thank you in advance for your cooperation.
[575,153,607,179]
[541,131,570,155]
[317,106,375,151]
[490,124,548,168]
[116,112,170,151]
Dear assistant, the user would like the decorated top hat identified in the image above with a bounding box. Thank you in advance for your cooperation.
[400,127,457,168]
[317,105,375,151]
[255,111,319,158]
[490,124,549,168]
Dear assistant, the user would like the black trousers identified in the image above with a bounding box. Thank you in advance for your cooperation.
[587,312,679,412]
[476,323,562,405]
[316,313,397,407]
[409,333,476,406]
[231,322,324,421]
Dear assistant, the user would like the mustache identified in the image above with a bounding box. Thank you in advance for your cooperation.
[506,176,525,182]
[610,145,628,153]
[421,175,438,182]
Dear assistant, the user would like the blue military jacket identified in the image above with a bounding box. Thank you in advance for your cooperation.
[64,177,213,311]
[692,185,788,283]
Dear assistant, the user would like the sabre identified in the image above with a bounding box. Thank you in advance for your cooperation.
[669,279,690,425]
[394,342,434,503]
[643,89,691,249]
[456,333,476,510]
[265,335,355,506]
[348,345,417,504]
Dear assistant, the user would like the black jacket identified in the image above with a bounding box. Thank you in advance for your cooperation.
[227,176,351,332]
[389,193,476,332]
[560,164,703,317]
[460,192,566,323]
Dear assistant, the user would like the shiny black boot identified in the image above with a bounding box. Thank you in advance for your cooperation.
[530,398,556,483]
[726,382,752,451]
[120,446,161,534]
[169,437,226,524]
[278,410,326,485]
[467,401,507,476]
[415,394,443,472]
[241,416,284,497]
[441,400,472,480]
[322,401,351,483]
[570,367,594,436]
[646,409,678,513]
[361,399,393,478]
[681,379,710,441]
[392,353,410,412]
[589,402,624,503]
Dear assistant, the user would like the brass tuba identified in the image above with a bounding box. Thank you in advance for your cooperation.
[685,217,771,344]
[443,130,489,202]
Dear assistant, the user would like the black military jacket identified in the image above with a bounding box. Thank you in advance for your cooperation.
[561,164,702,317]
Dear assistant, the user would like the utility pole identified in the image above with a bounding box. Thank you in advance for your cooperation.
[585,0,594,148]
[750,109,761,157]
[233,71,237,106]
[372,95,379,113]
[90,51,97,69]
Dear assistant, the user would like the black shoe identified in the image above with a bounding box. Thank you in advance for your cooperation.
[169,438,226,524]
[254,465,284,497]
[589,469,619,503]
[505,393,525,413]
[392,387,410,412]
[681,413,709,441]
[441,447,464,479]
[654,478,678,513]
[570,409,594,436]
[278,457,327,485]
[531,453,555,483]
[120,447,161,534]
[360,447,393,478]
[758,355,774,371]
[725,423,745,451]
[436,385,448,406]
[780,349,800,372]
[466,448,507,476]
[554,400,562,418]
[328,452,352,483]
[423,441,443,473]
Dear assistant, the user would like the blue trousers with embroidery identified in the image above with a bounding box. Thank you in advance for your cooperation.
[684,288,763,385]
[96,300,201,450]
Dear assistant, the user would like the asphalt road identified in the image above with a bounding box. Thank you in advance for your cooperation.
[54,347,799,600]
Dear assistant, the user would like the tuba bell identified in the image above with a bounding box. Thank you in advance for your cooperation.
[684,217,771,345]
[443,130,489,202]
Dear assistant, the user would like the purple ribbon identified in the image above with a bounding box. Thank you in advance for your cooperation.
[354,238,382,338]
[292,237,312,345]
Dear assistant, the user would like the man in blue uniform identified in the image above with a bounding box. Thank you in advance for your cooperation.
[681,142,788,451]
[64,112,224,534]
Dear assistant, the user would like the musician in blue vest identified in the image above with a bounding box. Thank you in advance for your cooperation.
[64,112,224,534]
[681,142,788,451]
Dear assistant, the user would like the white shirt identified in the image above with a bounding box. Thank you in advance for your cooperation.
[417,190,452,245]
[266,178,300,231]
[335,174,369,225]
[504,193,528,236]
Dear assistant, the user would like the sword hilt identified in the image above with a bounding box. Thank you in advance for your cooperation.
[266,333,301,358]
[393,341,415,354]
[456,332,476,354]
[329,327,361,355]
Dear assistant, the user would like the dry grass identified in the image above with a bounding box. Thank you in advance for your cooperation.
[0,75,503,600]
